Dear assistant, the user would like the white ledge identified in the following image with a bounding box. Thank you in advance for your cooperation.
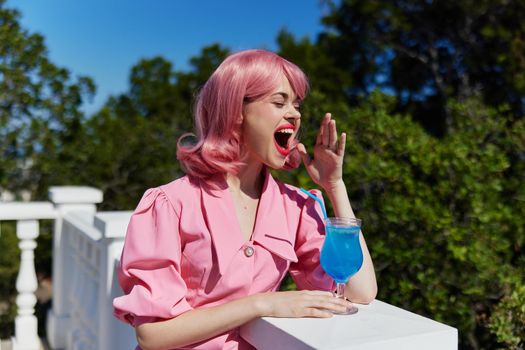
[240,300,457,350]
[49,186,103,204]
[94,211,133,238]
[0,202,57,220]
[65,211,102,241]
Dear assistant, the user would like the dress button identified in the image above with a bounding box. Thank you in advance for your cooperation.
[244,246,254,257]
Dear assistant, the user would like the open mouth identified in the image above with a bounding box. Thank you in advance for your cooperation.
[274,124,295,156]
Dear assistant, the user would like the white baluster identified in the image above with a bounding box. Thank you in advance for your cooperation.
[12,220,41,350]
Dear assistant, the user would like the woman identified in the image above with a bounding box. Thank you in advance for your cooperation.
[113,49,377,350]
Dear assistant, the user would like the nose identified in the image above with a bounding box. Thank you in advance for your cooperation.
[285,105,301,122]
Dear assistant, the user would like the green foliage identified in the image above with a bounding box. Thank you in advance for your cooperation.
[50,44,230,210]
[0,222,18,338]
[0,223,19,299]
[0,300,16,339]
[320,0,525,135]
[0,0,95,197]
[0,0,94,335]
[489,283,525,349]
[342,92,523,349]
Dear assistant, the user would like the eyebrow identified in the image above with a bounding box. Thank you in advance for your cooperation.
[270,92,301,101]
[270,92,288,98]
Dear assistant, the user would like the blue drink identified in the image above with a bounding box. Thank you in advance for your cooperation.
[320,217,363,314]
[320,225,363,283]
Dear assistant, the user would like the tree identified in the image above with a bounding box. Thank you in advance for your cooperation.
[0,0,95,335]
[319,0,525,135]
[54,45,230,210]
[0,0,95,198]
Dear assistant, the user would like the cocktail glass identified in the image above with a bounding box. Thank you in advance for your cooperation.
[320,217,363,315]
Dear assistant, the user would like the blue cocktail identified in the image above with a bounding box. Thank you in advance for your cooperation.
[320,217,363,314]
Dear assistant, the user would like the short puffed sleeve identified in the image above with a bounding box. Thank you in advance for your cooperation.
[113,188,192,327]
[289,189,335,292]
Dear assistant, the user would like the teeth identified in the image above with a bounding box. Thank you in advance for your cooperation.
[276,128,294,134]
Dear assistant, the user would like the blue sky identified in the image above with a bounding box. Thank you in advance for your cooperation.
[7,0,329,115]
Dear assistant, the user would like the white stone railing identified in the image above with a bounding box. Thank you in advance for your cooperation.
[0,201,57,349]
[1,186,459,350]
[50,210,136,350]
[0,187,137,350]
[241,300,458,349]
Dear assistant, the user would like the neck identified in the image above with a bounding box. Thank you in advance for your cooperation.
[226,161,264,199]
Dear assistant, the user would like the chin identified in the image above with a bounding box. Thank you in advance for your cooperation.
[264,155,287,170]
[265,161,286,170]
[269,150,300,170]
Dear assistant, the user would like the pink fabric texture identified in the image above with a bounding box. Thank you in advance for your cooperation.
[113,171,334,349]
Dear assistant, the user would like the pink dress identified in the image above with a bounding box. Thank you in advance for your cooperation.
[113,171,334,349]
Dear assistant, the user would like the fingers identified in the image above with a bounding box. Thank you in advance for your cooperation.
[329,119,338,149]
[317,113,345,156]
[265,291,354,318]
[296,143,311,166]
[298,291,354,316]
[322,113,331,146]
[303,303,351,317]
[305,308,333,318]
[337,132,346,156]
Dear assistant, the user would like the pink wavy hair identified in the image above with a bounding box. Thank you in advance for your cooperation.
[176,49,309,182]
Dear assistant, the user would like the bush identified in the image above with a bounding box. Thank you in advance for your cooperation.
[489,283,525,349]
[344,93,524,348]
[0,222,18,338]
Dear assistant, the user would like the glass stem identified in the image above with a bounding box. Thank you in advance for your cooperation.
[335,282,346,299]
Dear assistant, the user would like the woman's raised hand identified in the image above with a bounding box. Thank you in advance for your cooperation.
[253,290,353,318]
[297,113,346,191]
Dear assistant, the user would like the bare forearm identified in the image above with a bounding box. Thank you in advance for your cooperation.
[137,294,261,350]
[136,290,353,350]
[324,180,378,303]
[324,180,355,219]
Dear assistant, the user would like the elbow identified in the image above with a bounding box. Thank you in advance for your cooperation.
[136,336,154,350]
[137,339,163,350]
[352,282,378,305]
[353,293,376,305]
[355,268,378,304]
[136,327,162,350]
[363,281,378,304]
[360,288,377,305]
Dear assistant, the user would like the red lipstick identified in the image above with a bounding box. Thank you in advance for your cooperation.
[273,123,295,156]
